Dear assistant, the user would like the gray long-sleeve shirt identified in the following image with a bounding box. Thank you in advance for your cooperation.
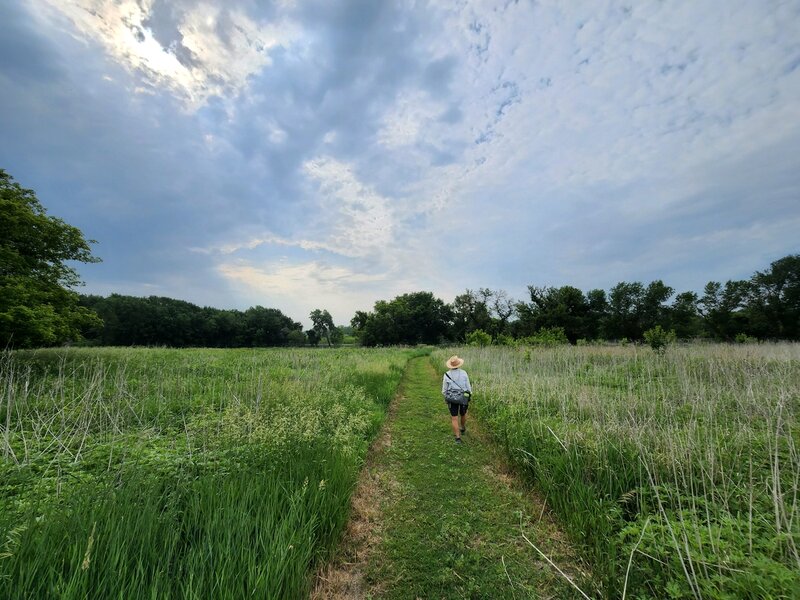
[442,368,472,395]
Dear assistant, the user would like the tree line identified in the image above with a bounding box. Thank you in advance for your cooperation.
[351,254,799,346]
[78,294,308,347]
[2,168,797,349]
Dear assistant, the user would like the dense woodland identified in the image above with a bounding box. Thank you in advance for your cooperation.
[72,253,799,348]
[2,168,798,349]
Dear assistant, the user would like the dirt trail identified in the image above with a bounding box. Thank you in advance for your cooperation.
[313,356,590,599]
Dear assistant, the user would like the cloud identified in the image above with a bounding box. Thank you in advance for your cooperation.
[28,0,297,107]
[217,260,392,326]
[195,155,396,261]
[2,0,799,325]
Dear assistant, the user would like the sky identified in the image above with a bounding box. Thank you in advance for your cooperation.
[1,0,799,328]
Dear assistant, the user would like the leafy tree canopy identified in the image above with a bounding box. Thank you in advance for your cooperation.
[353,291,452,346]
[310,308,341,347]
[1,169,101,348]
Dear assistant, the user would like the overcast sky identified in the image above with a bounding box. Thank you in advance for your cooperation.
[1,0,799,327]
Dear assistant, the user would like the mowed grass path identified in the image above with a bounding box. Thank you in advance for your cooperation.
[319,357,590,599]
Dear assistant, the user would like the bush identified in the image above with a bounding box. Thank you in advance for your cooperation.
[734,332,758,344]
[493,333,515,346]
[521,327,569,347]
[643,325,676,354]
[466,329,492,347]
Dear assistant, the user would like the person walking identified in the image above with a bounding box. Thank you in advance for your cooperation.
[442,355,472,443]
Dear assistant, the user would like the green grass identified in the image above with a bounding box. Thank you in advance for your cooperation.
[363,357,587,599]
[0,346,421,599]
[436,344,800,599]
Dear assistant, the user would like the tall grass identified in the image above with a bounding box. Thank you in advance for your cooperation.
[0,346,419,598]
[434,344,800,598]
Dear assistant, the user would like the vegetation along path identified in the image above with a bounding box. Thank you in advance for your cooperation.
[315,356,590,599]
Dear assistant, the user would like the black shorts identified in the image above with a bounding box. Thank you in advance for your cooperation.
[447,402,468,417]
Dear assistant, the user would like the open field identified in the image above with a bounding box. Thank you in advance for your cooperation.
[2,343,798,599]
[0,346,418,599]
[434,344,800,598]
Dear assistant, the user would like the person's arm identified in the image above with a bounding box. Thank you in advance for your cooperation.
[464,372,472,393]
[442,373,448,395]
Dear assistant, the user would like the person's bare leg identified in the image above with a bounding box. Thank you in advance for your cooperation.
[460,412,467,432]
[451,415,461,438]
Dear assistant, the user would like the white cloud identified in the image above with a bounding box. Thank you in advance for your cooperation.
[217,260,389,326]
[195,155,397,261]
[377,90,444,148]
[28,0,297,107]
[300,156,396,259]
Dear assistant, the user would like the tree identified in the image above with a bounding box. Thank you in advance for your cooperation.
[287,330,307,346]
[306,328,320,347]
[515,286,589,342]
[0,169,102,347]
[491,290,516,334]
[79,294,302,347]
[640,280,674,331]
[451,289,493,340]
[605,282,645,340]
[310,309,339,347]
[748,255,800,339]
[670,291,702,340]
[699,280,750,340]
[356,292,452,346]
[585,289,609,339]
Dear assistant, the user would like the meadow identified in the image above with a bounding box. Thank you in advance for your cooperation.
[434,344,800,598]
[3,343,798,599]
[0,346,418,599]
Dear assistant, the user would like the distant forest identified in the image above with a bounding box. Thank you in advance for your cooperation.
[4,167,796,350]
[77,254,799,347]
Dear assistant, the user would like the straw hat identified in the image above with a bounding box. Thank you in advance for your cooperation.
[446,355,464,369]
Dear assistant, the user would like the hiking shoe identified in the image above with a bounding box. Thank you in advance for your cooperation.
[460,427,466,434]
[455,437,463,444]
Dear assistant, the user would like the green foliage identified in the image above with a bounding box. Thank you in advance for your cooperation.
[466,329,492,347]
[734,332,758,344]
[671,291,702,339]
[493,333,515,346]
[310,308,341,347]
[80,294,303,347]
[365,357,583,598]
[353,291,452,346]
[520,326,569,347]
[0,169,102,348]
[749,255,800,339]
[287,329,307,346]
[643,325,676,354]
[515,285,590,342]
[0,347,415,598]
[435,344,800,598]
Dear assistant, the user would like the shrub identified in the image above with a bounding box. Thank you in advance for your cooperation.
[734,332,758,344]
[493,333,515,346]
[643,325,676,354]
[522,327,569,347]
[466,329,492,347]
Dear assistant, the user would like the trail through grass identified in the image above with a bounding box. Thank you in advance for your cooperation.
[317,357,589,599]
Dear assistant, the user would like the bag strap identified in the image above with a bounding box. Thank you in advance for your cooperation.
[445,372,465,392]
